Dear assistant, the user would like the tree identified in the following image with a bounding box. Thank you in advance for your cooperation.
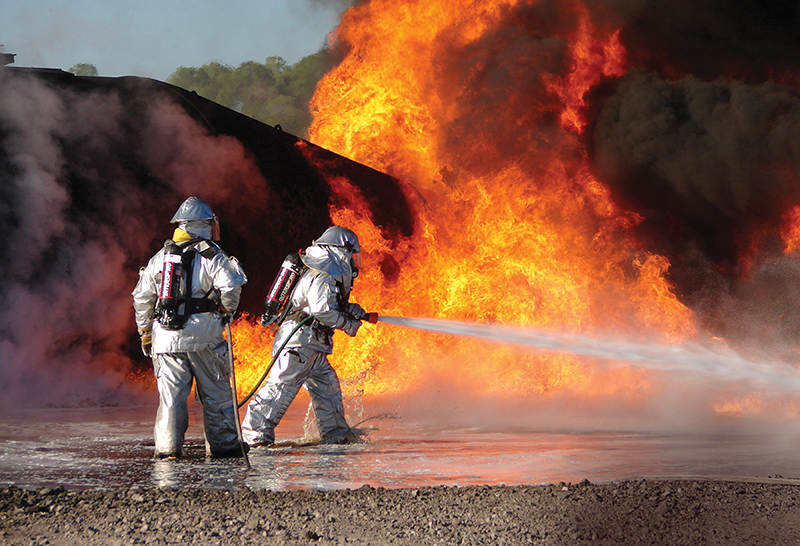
[69,63,98,77]
[166,49,337,137]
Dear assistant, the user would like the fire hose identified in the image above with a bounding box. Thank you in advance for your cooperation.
[236,315,313,409]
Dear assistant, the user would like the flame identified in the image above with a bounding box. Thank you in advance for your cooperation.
[305,0,694,400]
[713,394,800,419]
[228,313,276,400]
[229,0,782,419]
[781,205,800,254]
[545,14,627,133]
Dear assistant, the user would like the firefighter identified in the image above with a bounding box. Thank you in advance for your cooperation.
[242,226,365,447]
[132,196,248,459]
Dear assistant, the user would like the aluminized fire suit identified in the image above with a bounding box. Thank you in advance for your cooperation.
[132,197,247,459]
[242,227,364,446]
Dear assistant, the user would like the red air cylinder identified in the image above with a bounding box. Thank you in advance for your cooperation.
[158,242,184,312]
[262,253,305,325]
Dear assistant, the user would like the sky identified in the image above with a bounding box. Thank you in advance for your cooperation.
[1,0,349,81]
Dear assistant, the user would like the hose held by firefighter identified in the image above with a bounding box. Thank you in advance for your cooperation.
[131,196,248,459]
[242,226,374,447]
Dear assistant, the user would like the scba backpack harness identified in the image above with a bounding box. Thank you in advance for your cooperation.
[155,239,221,330]
[260,252,350,336]
[261,252,307,328]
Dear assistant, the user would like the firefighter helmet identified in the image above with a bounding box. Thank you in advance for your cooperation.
[170,196,215,223]
[314,226,360,254]
[170,196,220,241]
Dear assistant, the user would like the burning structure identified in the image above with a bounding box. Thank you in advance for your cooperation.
[2,0,800,433]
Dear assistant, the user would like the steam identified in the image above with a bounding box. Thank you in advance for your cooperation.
[0,70,269,411]
[362,316,800,433]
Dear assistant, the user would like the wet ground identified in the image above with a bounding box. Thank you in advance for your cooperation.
[2,401,799,492]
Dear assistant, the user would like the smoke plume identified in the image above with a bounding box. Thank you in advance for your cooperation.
[609,0,800,81]
[584,0,800,361]
[0,69,271,410]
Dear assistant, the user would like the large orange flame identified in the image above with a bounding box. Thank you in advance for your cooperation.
[231,0,729,416]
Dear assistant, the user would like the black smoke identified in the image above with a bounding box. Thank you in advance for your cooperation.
[608,0,800,82]
[589,73,800,271]
[583,0,800,359]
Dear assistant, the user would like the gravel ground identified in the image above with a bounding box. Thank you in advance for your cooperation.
[3,478,800,545]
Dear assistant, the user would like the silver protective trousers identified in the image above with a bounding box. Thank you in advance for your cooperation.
[241,346,351,445]
[153,346,239,457]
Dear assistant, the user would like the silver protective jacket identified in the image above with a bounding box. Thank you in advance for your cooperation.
[272,244,358,355]
[132,240,247,353]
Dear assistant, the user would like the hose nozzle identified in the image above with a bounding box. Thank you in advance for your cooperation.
[350,306,379,324]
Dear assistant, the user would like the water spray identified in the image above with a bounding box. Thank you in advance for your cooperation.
[375,315,800,390]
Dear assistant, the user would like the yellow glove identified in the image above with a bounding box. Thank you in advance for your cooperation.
[140,330,152,357]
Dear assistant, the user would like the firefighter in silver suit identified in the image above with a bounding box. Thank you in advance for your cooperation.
[132,196,248,459]
[242,226,365,447]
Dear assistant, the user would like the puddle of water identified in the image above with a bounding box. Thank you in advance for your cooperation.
[1,404,798,491]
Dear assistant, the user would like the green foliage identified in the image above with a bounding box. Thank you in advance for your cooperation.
[69,63,98,77]
[167,50,335,137]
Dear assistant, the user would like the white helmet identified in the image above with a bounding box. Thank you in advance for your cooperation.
[171,196,215,222]
[170,196,220,240]
[314,226,360,253]
[314,226,362,275]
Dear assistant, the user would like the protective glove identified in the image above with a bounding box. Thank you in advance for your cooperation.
[219,306,234,325]
[140,330,152,357]
[342,317,362,337]
[347,303,367,321]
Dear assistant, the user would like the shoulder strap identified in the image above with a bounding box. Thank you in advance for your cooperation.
[194,239,221,260]
[182,244,222,315]
[335,280,349,308]
[180,248,197,314]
